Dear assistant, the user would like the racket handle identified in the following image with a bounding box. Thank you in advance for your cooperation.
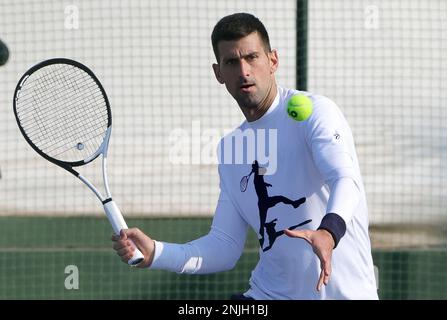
[103,200,145,266]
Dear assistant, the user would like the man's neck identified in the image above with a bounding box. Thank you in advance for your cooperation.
[242,82,278,122]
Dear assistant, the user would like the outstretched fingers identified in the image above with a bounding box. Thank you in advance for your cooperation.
[317,259,331,291]
[284,228,333,292]
[284,229,312,245]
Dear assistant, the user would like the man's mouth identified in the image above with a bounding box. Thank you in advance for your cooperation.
[240,84,255,92]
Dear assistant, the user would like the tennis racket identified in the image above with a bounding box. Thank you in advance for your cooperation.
[240,170,254,192]
[13,58,144,266]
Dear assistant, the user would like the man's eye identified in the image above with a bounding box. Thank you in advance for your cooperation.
[247,55,258,61]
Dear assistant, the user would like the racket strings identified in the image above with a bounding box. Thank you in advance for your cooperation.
[19,73,105,131]
[240,176,249,192]
[17,67,100,128]
[16,63,109,162]
[21,95,106,160]
[18,65,107,122]
[28,102,107,149]
[22,100,107,144]
[21,100,106,143]
[18,66,91,113]
[49,130,106,158]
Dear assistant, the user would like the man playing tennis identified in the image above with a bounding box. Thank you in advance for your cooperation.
[112,13,378,300]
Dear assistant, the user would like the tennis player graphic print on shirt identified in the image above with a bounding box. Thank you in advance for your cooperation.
[247,160,311,251]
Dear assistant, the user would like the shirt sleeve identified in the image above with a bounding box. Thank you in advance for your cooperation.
[318,177,360,247]
[149,177,248,274]
[305,95,362,225]
[304,95,359,185]
[326,177,360,223]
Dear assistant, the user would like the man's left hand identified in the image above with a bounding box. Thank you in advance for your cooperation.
[284,228,335,291]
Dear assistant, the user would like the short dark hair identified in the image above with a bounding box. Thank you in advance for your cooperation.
[211,13,271,62]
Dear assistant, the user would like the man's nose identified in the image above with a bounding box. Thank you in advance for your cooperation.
[239,59,251,78]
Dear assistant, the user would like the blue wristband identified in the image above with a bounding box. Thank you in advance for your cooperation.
[318,213,346,248]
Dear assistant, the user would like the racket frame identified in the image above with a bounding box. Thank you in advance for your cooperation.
[13,58,144,266]
[240,170,254,192]
[13,58,111,174]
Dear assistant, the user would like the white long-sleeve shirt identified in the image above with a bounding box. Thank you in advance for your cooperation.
[150,86,378,300]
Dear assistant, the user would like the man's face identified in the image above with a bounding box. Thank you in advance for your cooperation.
[212,32,278,109]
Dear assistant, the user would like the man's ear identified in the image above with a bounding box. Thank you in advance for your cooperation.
[212,63,224,84]
[269,49,279,74]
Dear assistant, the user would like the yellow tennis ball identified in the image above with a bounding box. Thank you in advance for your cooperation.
[287,95,313,121]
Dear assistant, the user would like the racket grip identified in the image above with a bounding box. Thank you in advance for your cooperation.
[103,200,145,266]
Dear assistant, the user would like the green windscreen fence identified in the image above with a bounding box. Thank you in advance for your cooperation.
[0,0,446,299]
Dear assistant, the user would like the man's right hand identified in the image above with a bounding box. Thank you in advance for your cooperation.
[111,228,155,268]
